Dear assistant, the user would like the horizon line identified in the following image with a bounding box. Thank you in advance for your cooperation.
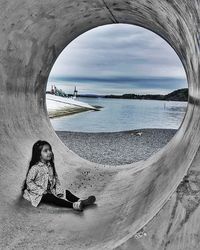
[48,76,186,83]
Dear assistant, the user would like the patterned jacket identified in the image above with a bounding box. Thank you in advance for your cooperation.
[23,161,65,207]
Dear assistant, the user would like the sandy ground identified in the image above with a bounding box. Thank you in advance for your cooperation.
[56,128,177,165]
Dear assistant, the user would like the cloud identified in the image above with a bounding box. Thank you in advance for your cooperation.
[48,24,187,94]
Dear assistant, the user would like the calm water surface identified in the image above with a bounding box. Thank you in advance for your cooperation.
[50,97,188,132]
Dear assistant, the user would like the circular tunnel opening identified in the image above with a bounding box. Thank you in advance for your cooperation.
[2,1,199,249]
[46,23,188,166]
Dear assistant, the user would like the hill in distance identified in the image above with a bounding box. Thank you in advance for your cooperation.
[102,88,188,102]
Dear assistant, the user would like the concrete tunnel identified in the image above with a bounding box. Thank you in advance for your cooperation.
[0,0,200,249]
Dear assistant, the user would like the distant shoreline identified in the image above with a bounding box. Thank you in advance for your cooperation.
[77,88,188,102]
[47,88,188,102]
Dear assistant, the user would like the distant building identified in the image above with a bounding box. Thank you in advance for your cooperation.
[54,85,57,95]
[50,84,57,94]
[73,86,78,98]
[51,85,55,94]
[47,84,76,98]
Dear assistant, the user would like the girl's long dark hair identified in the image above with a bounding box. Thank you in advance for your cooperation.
[21,140,57,194]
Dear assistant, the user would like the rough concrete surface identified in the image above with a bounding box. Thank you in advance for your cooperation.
[0,0,200,249]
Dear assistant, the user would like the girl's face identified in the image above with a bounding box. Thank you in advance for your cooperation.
[40,144,52,162]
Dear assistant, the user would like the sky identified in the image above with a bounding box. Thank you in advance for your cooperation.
[47,24,187,95]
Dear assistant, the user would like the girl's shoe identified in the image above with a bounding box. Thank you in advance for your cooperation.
[73,200,83,211]
[79,195,96,207]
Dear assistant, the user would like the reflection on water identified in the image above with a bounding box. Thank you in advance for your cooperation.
[50,97,188,132]
[166,106,187,112]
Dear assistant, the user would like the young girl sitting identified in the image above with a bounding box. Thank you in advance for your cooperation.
[22,140,96,211]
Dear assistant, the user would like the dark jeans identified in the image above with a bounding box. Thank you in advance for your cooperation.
[65,190,80,202]
[40,190,80,208]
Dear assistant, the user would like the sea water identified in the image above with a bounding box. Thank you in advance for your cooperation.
[49,97,188,132]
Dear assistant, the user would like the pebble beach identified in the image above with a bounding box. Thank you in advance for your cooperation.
[56,128,177,165]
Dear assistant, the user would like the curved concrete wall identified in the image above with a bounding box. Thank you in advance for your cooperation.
[0,1,200,249]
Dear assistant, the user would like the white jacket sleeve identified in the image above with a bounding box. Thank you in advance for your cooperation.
[26,166,44,195]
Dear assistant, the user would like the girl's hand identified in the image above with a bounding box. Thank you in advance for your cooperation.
[57,193,64,198]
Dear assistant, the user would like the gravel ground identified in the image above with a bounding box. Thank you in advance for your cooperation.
[56,128,177,166]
